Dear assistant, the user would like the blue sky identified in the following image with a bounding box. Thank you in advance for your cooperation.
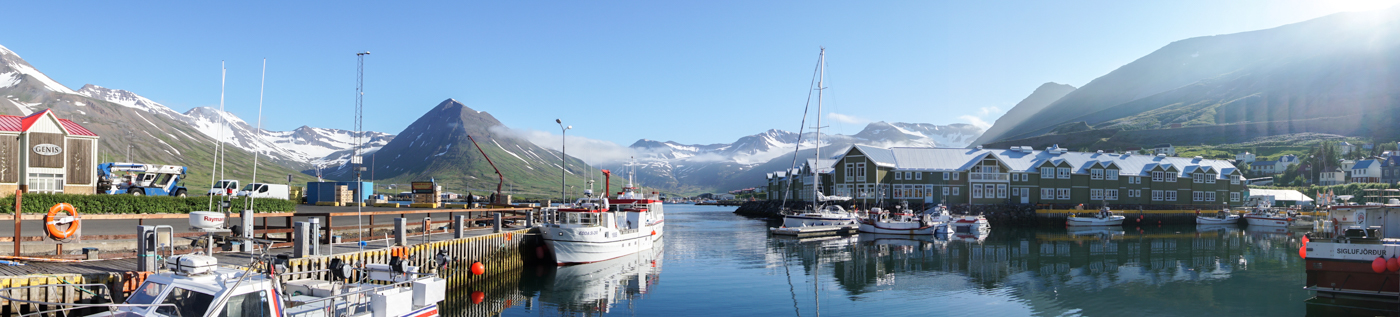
[3,1,1397,148]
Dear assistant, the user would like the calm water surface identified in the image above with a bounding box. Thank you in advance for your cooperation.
[446,204,1388,316]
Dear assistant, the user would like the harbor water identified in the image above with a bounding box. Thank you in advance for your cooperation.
[458,204,1379,316]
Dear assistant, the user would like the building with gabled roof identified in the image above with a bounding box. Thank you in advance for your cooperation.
[810,144,1245,206]
[0,109,100,194]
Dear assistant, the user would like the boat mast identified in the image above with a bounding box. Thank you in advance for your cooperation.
[813,48,824,208]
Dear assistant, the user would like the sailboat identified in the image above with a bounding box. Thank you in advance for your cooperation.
[779,48,860,229]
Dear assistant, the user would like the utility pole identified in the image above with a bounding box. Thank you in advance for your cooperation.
[354,51,369,251]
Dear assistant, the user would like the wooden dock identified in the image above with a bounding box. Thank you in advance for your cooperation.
[769,224,859,238]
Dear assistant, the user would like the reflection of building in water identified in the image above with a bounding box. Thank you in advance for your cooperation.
[770,228,1298,298]
[530,238,665,314]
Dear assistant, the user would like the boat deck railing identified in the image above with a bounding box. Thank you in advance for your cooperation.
[0,283,186,317]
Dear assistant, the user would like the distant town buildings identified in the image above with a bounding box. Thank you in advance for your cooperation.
[1153,144,1176,157]
[1235,152,1256,164]
[767,145,1247,207]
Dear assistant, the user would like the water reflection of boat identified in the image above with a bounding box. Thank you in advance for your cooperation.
[1195,223,1241,234]
[1243,224,1292,235]
[537,238,664,314]
[857,233,947,248]
[1065,226,1125,237]
[951,230,989,243]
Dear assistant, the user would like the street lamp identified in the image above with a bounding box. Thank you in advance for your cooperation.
[556,119,571,206]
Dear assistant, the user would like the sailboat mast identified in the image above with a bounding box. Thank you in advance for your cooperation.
[813,48,824,205]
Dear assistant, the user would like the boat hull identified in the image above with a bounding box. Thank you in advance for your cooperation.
[542,223,663,265]
[1244,215,1291,227]
[857,221,945,235]
[783,215,859,228]
[1195,216,1240,225]
[1065,216,1125,226]
[1304,242,1400,298]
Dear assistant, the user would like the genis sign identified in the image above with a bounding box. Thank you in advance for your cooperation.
[33,144,62,156]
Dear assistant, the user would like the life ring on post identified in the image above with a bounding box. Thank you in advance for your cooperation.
[45,203,80,240]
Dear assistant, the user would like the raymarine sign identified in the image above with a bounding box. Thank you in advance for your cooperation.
[32,144,62,156]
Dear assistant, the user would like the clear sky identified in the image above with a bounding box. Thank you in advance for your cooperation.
[2,1,1397,148]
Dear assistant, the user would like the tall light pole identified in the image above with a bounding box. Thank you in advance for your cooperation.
[556,119,571,205]
[354,51,369,252]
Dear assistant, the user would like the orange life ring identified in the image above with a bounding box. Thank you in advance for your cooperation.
[45,203,80,239]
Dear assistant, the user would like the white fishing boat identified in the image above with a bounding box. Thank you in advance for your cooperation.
[950,215,991,233]
[542,169,665,266]
[1242,201,1293,227]
[1066,206,1126,227]
[777,48,861,229]
[858,204,952,235]
[1195,209,1240,225]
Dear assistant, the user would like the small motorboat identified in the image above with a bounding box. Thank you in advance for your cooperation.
[858,203,952,235]
[1242,201,1293,227]
[1196,209,1240,225]
[1066,206,1125,226]
[950,215,991,233]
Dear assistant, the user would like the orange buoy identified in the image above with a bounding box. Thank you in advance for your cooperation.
[651,230,656,236]
[1373,257,1387,273]
[1302,235,1310,245]
[471,262,486,275]
[506,232,514,241]
[471,291,485,304]
[1389,256,1400,272]
[45,203,80,240]
[1298,245,1306,259]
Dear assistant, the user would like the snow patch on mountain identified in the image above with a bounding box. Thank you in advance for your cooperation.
[0,45,75,94]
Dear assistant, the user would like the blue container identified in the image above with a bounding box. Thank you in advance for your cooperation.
[305,181,375,204]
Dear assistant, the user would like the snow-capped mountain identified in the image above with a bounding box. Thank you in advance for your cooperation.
[618,121,984,194]
[76,84,393,167]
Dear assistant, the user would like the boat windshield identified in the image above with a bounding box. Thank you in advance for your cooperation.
[562,212,602,226]
[125,281,167,305]
[155,287,215,317]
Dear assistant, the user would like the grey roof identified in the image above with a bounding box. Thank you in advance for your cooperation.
[853,145,898,167]
[850,146,1240,178]
[1354,159,1377,170]
[804,158,839,171]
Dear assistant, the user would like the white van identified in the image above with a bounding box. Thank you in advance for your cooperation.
[208,180,240,196]
[237,183,290,200]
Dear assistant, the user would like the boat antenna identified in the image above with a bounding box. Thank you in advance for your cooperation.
[207,62,226,212]
[249,58,266,212]
[355,51,369,252]
[779,49,825,211]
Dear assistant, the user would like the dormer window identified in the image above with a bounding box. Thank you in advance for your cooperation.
[1057,167,1070,179]
[1152,171,1164,182]
[1166,173,1177,182]
[1206,174,1216,184]
[1090,169,1103,180]
[1193,173,1204,183]
[1106,169,1118,180]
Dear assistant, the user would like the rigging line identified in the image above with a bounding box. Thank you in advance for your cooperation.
[782,241,803,317]
[208,62,226,211]
[780,51,824,209]
[250,58,266,210]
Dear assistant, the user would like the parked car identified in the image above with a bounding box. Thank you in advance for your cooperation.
[237,183,290,200]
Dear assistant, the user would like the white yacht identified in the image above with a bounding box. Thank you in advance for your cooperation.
[777,48,860,229]
[542,170,665,265]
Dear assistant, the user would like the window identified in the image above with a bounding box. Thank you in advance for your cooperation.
[895,172,902,180]
[1057,188,1071,200]
[1152,171,1164,182]
[915,172,922,180]
[905,172,912,180]
[1231,192,1240,202]
[1090,189,1103,200]
[27,173,65,194]
[942,187,949,196]
[1206,192,1216,202]
[1012,186,1020,196]
[219,291,272,317]
[1166,173,1177,182]
[1107,189,1119,201]
[1091,169,1104,180]
[997,184,1007,198]
[972,184,983,198]
[1152,190,1163,201]
[1231,175,1240,185]
[917,185,926,198]
[1057,167,1071,179]
[856,184,867,198]
[1041,167,1054,179]
[943,172,949,180]
[1207,174,1216,184]
[1165,191,1177,201]
[1193,191,1202,202]
[1041,188,1054,200]
[844,163,854,182]
[1193,173,1204,183]
[1106,169,1119,181]
[856,163,867,181]
[126,281,167,306]
[951,187,959,196]
[1134,176,1141,184]
[157,288,216,317]
[953,173,960,180]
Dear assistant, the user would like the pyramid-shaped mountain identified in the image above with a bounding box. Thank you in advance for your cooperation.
[335,99,619,198]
